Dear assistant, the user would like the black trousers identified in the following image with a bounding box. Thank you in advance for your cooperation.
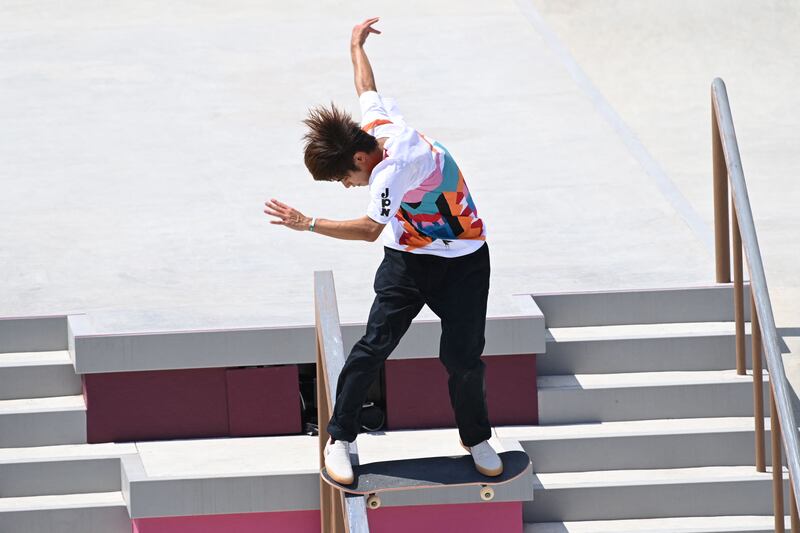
[327,242,492,447]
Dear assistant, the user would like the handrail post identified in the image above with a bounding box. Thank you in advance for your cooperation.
[712,95,730,283]
[316,317,346,532]
[315,271,370,533]
[771,385,785,532]
[751,291,766,472]
[731,201,745,375]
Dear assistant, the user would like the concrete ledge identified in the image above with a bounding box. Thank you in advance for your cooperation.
[0,316,67,354]
[122,453,320,518]
[121,435,320,518]
[120,431,534,518]
[67,293,544,374]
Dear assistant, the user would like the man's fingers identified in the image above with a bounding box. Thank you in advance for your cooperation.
[264,199,307,231]
[359,17,380,33]
[263,207,285,219]
[265,200,292,215]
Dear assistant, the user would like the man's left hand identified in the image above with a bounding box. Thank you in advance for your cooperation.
[264,198,311,231]
[351,17,381,48]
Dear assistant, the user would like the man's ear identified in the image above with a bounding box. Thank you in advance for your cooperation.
[353,151,367,168]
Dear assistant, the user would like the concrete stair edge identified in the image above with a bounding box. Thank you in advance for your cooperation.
[523,514,794,533]
[529,283,751,328]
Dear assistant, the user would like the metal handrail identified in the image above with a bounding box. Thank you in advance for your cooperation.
[315,270,370,533]
[712,78,800,530]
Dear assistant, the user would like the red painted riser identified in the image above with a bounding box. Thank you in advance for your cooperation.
[385,354,538,430]
[83,365,301,443]
[131,509,319,533]
[131,501,522,533]
[369,501,522,532]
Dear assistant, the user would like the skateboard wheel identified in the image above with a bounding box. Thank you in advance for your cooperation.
[367,495,381,509]
[480,486,494,501]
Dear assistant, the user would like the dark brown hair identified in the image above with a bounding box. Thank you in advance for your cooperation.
[302,103,378,181]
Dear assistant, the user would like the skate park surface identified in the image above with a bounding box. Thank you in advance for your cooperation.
[2,0,799,409]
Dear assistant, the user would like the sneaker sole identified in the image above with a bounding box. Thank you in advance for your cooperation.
[327,469,354,485]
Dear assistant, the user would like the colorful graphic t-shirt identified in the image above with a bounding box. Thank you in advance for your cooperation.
[360,91,486,258]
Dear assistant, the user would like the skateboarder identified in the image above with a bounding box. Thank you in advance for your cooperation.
[264,17,502,485]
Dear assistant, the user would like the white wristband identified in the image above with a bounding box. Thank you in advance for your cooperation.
[309,217,317,232]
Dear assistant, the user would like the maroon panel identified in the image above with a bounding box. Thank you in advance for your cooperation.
[483,354,538,426]
[226,365,301,437]
[84,368,230,443]
[385,354,538,430]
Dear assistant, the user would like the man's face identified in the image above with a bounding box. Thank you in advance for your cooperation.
[340,169,370,188]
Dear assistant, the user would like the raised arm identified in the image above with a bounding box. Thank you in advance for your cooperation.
[350,17,381,96]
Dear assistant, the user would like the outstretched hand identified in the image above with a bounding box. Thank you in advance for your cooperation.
[351,17,381,48]
[264,198,311,231]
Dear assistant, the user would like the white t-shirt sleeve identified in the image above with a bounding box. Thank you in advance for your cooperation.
[366,159,416,224]
[359,91,405,139]
[361,91,435,225]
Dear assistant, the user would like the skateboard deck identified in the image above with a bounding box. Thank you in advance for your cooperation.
[321,450,531,508]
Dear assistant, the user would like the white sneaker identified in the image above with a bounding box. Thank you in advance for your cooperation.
[462,440,503,477]
[324,438,354,485]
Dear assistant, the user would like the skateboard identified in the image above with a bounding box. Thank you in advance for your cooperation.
[320,450,531,509]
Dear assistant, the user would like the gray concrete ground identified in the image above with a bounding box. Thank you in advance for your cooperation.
[1,1,797,402]
[1,0,712,326]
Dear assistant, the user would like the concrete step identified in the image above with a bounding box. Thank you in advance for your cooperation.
[540,326,754,375]
[525,465,793,523]
[497,417,775,473]
[0,395,86,448]
[530,283,749,328]
[0,442,137,497]
[524,514,794,532]
[0,492,130,533]
[538,369,770,424]
[0,316,67,354]
[0,351,82,400]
